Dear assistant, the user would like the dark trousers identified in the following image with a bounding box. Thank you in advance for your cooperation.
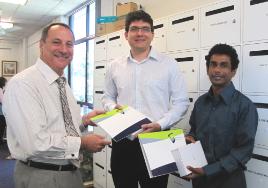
[111,138,169,188]
[192,169,246,188]
[0,115,6,143]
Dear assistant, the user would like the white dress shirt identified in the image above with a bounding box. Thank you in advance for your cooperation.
[102,48,189,130]
[3,58,81,165]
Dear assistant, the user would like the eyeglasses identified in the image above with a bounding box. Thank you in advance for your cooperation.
[129,26,152,33]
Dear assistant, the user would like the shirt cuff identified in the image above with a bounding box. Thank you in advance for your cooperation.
[104,103,116,111]
[203,162,223,177]
[156,119,168,130]
[65,136,81,159]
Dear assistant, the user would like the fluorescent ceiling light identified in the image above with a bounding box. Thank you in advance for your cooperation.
[0,0,27,5]
[0,22,13,29]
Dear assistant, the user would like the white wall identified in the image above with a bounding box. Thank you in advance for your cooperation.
[0,41,23,80]
[101,0,218,18]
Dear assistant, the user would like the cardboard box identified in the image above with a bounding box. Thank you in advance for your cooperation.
[96,16,127,36]
[114,16,126,31]
[96,23,106,36]
[116,2,138,17]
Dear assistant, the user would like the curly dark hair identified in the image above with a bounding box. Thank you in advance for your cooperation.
[205,44,239,70]
[125,10,154,33]
[0,77,7,89]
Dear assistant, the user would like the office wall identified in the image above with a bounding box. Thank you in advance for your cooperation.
[101,0,218,18]
[0,41,23,80]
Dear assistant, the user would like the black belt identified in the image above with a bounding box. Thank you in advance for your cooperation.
[20,160,77,171]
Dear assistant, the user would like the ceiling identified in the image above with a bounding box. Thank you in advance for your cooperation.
[0,0,88,43]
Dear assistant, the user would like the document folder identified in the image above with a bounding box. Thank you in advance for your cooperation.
[91,106,151,142]
[138,129,186,178]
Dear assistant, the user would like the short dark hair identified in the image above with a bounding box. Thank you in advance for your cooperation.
[0,77,7,88]
[41,23,74,42]
[205,43,239,70]
[125,10,154,33]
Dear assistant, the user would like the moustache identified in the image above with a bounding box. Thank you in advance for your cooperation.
[54,52,70,59]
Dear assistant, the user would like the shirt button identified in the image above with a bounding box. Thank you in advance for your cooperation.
[71,154,74,157]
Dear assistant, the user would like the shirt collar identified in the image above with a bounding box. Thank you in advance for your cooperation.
[35,58,65,85]
[206,82,236,105]
[127,47,160,64]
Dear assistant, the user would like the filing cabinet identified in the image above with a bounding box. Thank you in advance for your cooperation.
[167,10,199,52]
[243,0,268,42]
[93,126,107,188]
[246,95,268,158]
[173,93,198,134]
[94,63,106,88]
[106,170,115,188]
[200,0,240,47]
[169,50,199,92]
[106,143,112,171]
[245,159,268,188]
[93,89,104,109]
[107,31,129,60]
[151,18,168,53]
[242,43,268,94]
[93,1,268,187]
[93,162,107,188]
[95,36,107,62]
[106,141,115,188]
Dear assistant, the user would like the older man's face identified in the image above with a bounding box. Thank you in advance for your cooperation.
[40,25,74,76]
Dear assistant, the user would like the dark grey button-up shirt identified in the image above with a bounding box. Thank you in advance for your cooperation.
[189,82,258,177]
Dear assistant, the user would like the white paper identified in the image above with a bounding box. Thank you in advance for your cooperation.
[97,107,149,139]
[172,141,207,177]
[142,134,186,170]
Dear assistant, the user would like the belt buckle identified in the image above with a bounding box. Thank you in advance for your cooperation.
[58,165,62,171]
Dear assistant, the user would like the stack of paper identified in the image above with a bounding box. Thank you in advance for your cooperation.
[171,141,207,177]
[91,106,151,142]
[138,129,186,178]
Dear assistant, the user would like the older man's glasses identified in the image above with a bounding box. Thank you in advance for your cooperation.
[129,26,152,33]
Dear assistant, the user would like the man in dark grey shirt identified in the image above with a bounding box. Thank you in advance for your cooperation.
[185,44,258,188]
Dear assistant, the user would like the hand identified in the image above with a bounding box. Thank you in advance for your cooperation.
[185,135,196,144]
[141,122,161,133]
[82,109,106,127]
[114,104,123,110]
[184,166,205,179]
[81,134,111,152]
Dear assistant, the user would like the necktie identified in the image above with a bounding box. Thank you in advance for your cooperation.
[56,77,81,167]
[56,77,79,137]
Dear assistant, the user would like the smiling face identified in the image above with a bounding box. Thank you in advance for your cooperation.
[207,54,236,89]
[124,20,154,53]
[40,25,74,76]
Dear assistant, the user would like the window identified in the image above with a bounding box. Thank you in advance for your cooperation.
[72,8,87,40]
[67,1,97,183]
[71,42,86,102]
[68,0,96,108]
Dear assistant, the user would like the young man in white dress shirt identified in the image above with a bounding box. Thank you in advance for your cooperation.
[102,10,189,188]
[3,23,110,188]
